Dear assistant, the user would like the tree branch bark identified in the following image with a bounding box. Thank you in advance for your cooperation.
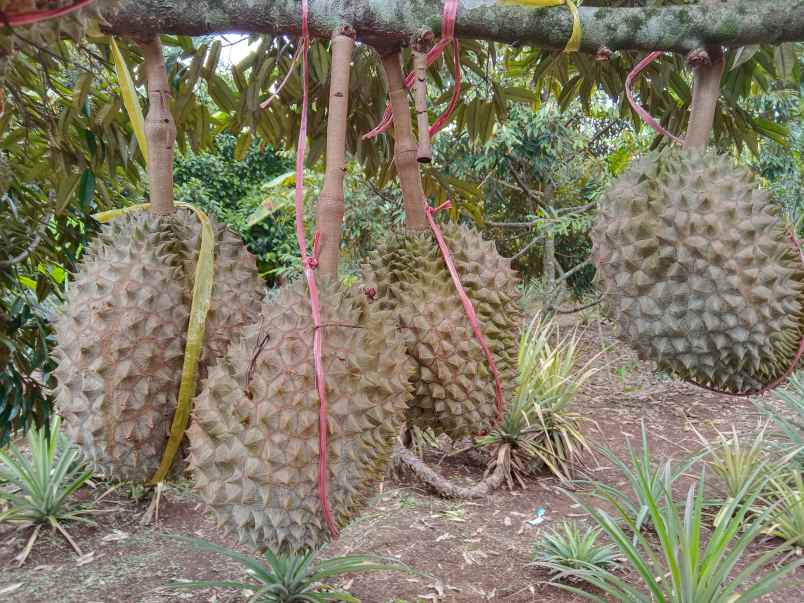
[106,1,804,55]
[316,31,355,279]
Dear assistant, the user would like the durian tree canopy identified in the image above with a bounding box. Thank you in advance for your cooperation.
[106,0,804,55]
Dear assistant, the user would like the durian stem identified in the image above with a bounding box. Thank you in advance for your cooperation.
[381,51,428,231]
[685,46,724,149]
[413,49,432,163]
[393,443,508,498]
[316,30,355,279]
[140,37,177,216]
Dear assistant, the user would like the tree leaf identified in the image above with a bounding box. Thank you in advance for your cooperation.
[78,169,96,209]
[110,37,148,162]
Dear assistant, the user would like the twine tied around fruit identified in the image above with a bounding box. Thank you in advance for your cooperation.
[0,0,96,26]
[425,200,505,422]
[625,51,685,145]
[363,0,581,141]
[285,0,339,538]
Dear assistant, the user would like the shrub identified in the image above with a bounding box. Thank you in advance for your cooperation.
[555,433,802,602]
[0,416,95,563]
[172,537,413,602]
[478,315,599,484]
[532,521,620,581]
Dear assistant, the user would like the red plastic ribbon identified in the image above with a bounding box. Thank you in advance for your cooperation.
[2,0,96,26]
[363,0,461,140]
[625,51,685,146]
[290,0,338,538]
[425,200,505,421]
[687,231,804,397]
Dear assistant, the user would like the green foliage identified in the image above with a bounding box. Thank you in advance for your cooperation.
[172,537,413,602]
[757,371,804,463]
[556,437,802,602]
[763,471,804,547]
[581,425,701,536]
[478,315,598,483]
[0,416,95,563]
[532,521,621,580]
[696,425,771,500]
[436,103,613,287]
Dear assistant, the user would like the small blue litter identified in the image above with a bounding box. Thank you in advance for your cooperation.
[527,507,546,526]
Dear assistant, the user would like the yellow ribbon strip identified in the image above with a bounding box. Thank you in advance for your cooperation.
[93,202,216,485]
[497,0,582,53]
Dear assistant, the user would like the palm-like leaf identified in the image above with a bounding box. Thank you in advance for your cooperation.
[551,426,803,602]
[0,416,95,562]
[171,536,414,602]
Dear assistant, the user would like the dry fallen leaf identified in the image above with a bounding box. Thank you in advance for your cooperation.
[101,529,130,543]
[0,583,24,596]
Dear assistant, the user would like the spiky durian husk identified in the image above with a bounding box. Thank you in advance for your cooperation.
[363,225,522,439]
[592,147,804,392]
[53,214,189,480]
[174,214,265,364]
[53,209,264,481]
[187,279,412,553]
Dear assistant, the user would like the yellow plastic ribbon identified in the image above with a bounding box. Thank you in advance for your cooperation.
[93,202,216,485]
[110,37,149,162]
[497,0,582,53]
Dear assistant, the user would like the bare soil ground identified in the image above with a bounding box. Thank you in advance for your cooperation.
[1,320,802,602]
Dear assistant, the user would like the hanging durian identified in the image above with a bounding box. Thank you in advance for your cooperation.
[187,32,412,553]
[189,279,412,552]
[592,51,804,393]
[361,52,522,439]
[53,38,264,481]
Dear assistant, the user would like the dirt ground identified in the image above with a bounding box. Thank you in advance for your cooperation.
[1,320,802,602]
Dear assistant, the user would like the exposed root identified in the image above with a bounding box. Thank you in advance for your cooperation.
[140,481,165,525]
[393,443,510,499]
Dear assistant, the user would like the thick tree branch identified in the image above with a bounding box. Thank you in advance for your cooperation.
[107,1,804,54]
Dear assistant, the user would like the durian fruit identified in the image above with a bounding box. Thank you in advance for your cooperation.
[187,279,412,553]
[363,223,522,439]
[53,209,264,481]
[53,214,189,480]
[175,214,264,364]
[592,146,804,393]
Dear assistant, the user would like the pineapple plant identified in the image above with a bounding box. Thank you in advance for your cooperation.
[592,146,804,393]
